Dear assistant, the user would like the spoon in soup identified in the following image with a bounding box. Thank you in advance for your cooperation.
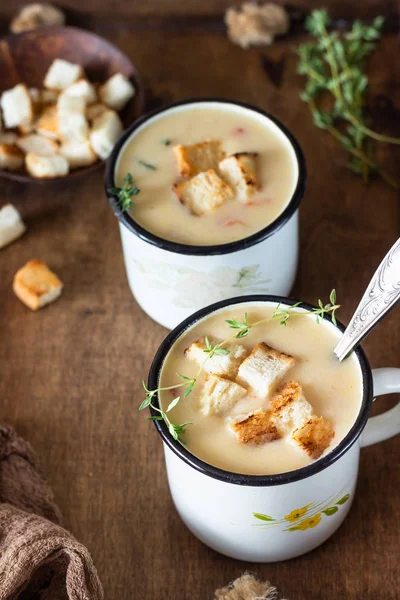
[334,237,400,361]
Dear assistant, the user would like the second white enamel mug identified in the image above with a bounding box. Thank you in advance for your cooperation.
[106,100,306,329]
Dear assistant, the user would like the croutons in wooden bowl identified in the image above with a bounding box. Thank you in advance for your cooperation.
[0,26,144,183]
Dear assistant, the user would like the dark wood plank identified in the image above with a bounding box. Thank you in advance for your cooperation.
[0,1,399,598]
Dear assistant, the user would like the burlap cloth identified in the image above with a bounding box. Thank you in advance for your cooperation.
[0,423,286,600]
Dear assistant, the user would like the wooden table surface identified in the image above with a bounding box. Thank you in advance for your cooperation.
[0,1,399,598]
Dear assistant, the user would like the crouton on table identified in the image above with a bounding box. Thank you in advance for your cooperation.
[230,410,281,445]
[219,152,259,203]
[25,153,69,178]
[200,374,247,416]
[13,260,63,310]
[0,204,26,249]
[185,336,248,378]
[237,342,295,399]
[10,3,65,33]
[44,59,83,91]
[173,140,225,177]
[292,416,334,459]
[0,84,33,128]
[173,169,233,216]
[0,145,24,171]
[270,380,314,436]
[89,110,123,160]
[100,73,135,111]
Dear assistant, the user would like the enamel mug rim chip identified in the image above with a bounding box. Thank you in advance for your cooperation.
[105,98,307,256]
[147,295,373,487]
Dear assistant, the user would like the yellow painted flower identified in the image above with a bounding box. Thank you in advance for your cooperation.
[284,504,312,522]
[289,513,322,531]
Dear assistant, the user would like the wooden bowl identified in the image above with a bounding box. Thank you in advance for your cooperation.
[0,26,144,184]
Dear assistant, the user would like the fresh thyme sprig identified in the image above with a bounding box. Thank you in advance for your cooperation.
[140,290,340,441]
[297,9,399,188]
[107,172,140,212]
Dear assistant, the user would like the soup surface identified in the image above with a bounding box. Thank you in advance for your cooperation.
[158,302,363,475]
[115,103,299,246]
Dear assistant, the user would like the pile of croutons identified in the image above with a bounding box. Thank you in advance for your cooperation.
[0,58,135,178]
[186,337,334,459]
[172,139,259,215]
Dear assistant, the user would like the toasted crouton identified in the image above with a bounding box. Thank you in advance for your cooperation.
[200,374,247,416]
[185,336,248,378]
[0,204,26,249]
[237,343,295,399]
[25,153,69,178]
[17,133,58,156]
[230,410,280,445]
[89,110,123,160]
[13,259,63,310]
[36,105,59,139]
[0,144,24,170]
[60,140,97,168]
[99,73,135,111]
[225,2,289,49]
[292,416,334,459]
[44,58,83,91]
[173,140,225,177]
[58,112,89,143]
[10,3,65,33]
[64,79,97,104]
[86,103,108,122]
[219,152,259,203]
[57,92,86,115]
[0,132,18,145]
[173,169,233,216]
[270,381,314,436]
[0,84,33,128]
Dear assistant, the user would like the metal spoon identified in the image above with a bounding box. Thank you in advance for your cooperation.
[334,238,400,361]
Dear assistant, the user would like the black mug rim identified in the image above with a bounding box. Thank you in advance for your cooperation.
[148,295,373,487]
[105,98,307,256]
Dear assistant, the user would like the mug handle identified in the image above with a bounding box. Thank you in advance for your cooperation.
[360,368,400,448]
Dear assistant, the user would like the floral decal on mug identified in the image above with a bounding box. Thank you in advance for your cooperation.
[253,489,350,532]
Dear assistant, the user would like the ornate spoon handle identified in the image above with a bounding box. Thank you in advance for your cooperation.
[334,238,400,361]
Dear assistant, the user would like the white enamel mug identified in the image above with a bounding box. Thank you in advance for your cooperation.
[147,295,400,562]
[106,100,306,330]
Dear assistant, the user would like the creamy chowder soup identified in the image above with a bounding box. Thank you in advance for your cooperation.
[115,102,299,246]
[158,302,363,475]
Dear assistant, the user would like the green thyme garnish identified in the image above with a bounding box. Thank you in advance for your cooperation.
[162,138,171,146]
[297,9,399,188]
[137,159,157,170]
[139,290,340,441]
[107,172,140,212]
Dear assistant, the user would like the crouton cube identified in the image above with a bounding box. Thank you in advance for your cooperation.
[200,374,247,416]
[237,343,295,399]
[17,134,58,156]
[89,110,123,160]
[292,416,334,459]
[173,140,225,177]
[0,132,18,145]
[58,112,89,143]
[13,259,63,311]
[60,140,97,168]
[0,84,33,128]
[99,73,135,111]
[10,3,65,33]
[0,144,24,171]
[185,336,248,378]
[44,58,83,90]
[173,169,233,216]
[0,204,26,249]
[86,103,108,122]
[270,381,314,436]
[219,152,259,203]
[57,92,86,115]
[230,410,281,445]
[25,153,69,178]
[64,79,97,104]
[35,105,59,140]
